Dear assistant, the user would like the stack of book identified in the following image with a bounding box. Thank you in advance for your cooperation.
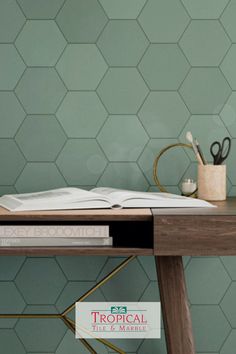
[0,225,112,247]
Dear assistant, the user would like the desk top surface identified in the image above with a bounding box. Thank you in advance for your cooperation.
[0,207,152,222]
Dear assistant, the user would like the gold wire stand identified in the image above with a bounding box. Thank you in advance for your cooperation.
[0,255,135,354]
[153,142,195,195]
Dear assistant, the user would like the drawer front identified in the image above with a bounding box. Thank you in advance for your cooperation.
[154,215,236,255]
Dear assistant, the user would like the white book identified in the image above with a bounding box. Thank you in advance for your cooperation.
[0,225,109,238]
[0,237,113,247]
[0,187,214,212]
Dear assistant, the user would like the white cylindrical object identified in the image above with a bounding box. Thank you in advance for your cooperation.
[181,179,197,195]
[198,165,226,201]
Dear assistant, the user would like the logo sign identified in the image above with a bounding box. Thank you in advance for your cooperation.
[76,302,161,339]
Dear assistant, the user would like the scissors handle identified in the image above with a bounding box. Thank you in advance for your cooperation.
[220,137,231,164]
[210,141,221,165]
[210,137,231,165]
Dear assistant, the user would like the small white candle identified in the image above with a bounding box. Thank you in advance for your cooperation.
[181,179,197,195]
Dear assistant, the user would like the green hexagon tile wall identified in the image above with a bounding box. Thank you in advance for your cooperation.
[0,0,236,353]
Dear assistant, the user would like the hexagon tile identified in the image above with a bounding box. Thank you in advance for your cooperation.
[97,115,149,161]
[56,139,107,185]
[97,20,148,66]
[221,256,236,280]
[138,44,190,90]
[56,281,105,313]
[56,0,107,43]
[138,0,189,42]
[0,256,25,281]
[179,20,230,66]
[0,140,25,185]
[15,68,66,114]
[191,305,230,352]
[138,92,190,138]
[97,257,149,301]
[15,115,66,161]
[15,318,66,353]
[0,44,25,90]
[15,258,67,305]
[221,282,236,327]
[0,92,25,138]
[180,68,231,114]
[56,44,107,90]
[221,0,236,42]
[220,330,236,354]
[0,282,25,314]
[56,256,107,281]
[0,0,25,42]
[0,330,26,354]
[221,45,236,90]
[97,68,148,114]
[56,92,108,138]
[15,20,66,66]
[185,258,231,304]
[15,163,66,193]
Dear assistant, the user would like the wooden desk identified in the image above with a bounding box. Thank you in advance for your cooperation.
[0,199,235,354]
[153,198,236,354]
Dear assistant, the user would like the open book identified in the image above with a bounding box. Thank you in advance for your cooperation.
[0,187,214,212]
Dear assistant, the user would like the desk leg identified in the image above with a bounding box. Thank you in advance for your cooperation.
[155,256,195,354]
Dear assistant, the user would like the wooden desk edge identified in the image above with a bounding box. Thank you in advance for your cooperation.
[0,247,153,256]
[0,207,152,222]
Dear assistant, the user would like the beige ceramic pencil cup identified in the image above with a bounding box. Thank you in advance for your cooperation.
[198,165,226,201]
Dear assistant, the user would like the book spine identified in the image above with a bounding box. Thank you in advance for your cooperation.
[0,237,113,247]
[0,225,109,238]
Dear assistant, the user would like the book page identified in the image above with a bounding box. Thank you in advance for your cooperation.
[91,187,214,208]
[91,187,177,203]
[15,188,98,202]
[0,188,114,211]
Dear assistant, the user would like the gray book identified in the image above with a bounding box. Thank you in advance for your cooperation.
[0,237,113,247]
[0,225,109,238]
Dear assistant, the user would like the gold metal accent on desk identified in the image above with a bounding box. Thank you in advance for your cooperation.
[0,255,134,354]
[62,255,135,316]
[153,142,192,193]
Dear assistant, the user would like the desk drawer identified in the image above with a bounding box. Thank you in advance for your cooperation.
[154,215,236,255]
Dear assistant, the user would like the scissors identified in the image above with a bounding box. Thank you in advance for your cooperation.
[210,137,231,165]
